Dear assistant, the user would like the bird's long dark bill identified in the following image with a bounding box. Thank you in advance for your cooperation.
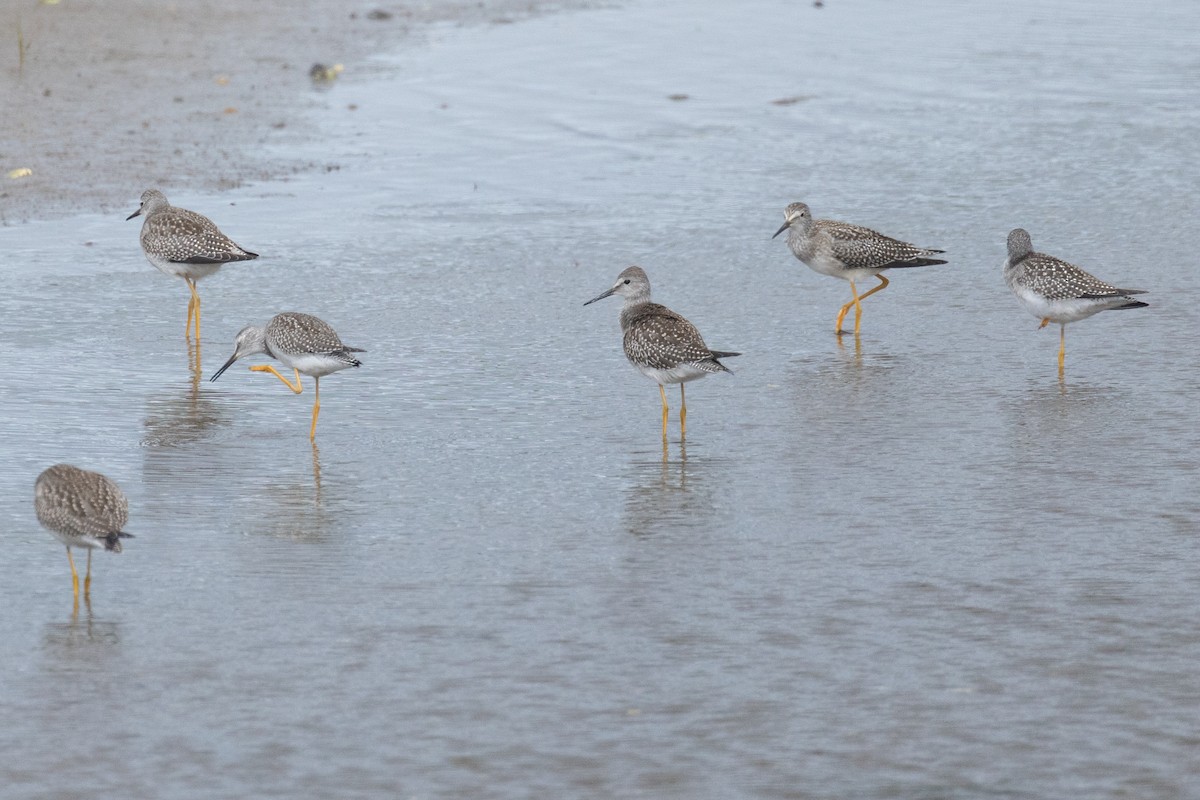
[210,354,239,382]
[125,209,142,221]
[771,222,790,239]
[583,287,616,306]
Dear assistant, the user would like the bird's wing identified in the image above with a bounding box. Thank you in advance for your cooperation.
[821,220,944,270]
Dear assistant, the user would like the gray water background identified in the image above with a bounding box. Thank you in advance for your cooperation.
[1,0,1199,797]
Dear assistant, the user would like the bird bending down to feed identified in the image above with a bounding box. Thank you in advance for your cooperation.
[585,266,739,438]
[210,312,364,440]
[1003,228,1148,374]
[773,202,946,335]
[34,464,132,600]
[127,188,259,340]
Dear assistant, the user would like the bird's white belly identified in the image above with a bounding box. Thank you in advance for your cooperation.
[146,252,222,282]
[802,250,880,282]
[634,362,711,385]
[277,352,352,378]
[47,529,102,549]
[1014,286,1108,324]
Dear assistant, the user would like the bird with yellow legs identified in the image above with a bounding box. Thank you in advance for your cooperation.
[1003,228,1148,377]
[128,188,258,341]
[585,266,739,440]
[773,202,947,336]
[34,464,132,609]
[210,312,364,440]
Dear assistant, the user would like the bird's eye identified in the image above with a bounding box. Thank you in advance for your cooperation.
[623,279,631,285]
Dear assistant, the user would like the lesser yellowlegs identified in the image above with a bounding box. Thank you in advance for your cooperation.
[773,202,947,335]
[585,266,739,438]
[210,312,364,440]
[127,188,259,340]
[34,464,132,600]
[1004,228,1148,373]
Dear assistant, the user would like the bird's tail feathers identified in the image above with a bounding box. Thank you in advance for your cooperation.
[889,256,949,268]
[104,531,134,553]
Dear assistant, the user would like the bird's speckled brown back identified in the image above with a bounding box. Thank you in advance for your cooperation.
[266,312,363,363]
[815,218,947,271]
[34,464,129,549]
[621,303,729,373]
[1008,250,1139,301]
[141,201,258,264]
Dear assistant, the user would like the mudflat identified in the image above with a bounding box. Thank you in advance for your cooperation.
[0,0,568,222]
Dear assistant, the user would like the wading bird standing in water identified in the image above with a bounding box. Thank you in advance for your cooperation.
[35,464,132,602]
[128,188,258,340]
[211,312,364,441]
[773,202,946,335]
[1003,228,1147,374]
[585,266,739,439]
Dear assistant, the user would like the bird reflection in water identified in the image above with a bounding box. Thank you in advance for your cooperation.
[142,360,226,449]
[42,605,120,661]
[311,440,323,499]
[623,439,723,537]
[188,337,203,382]
[243,443,330,541]
[834,329,863,362]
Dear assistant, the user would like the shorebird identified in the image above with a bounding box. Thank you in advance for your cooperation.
[210,312,364,440]
[585,266,739,438]
[1003,228,1148,373]
[34,464,132,600]
[773,202,946,335]
[127,188,258,340]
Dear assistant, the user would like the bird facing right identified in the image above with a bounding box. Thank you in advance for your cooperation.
[773,202,947,335]
[1003,228,1148,373]
[35,464,132,600]
[584,266,739,438]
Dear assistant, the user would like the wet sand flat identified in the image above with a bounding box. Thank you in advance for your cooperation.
[0,0,583,221]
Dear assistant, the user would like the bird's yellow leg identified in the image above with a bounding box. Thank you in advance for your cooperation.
[835,298,852,334]
[835,281,863,335]
[309,377,321,441]
[249,365,303,393]
[66,547,79,598]
[851,280,865,335]
[1058,324,1066,373]
[184,284,196,339]
[856,274,890,304]
[659,384,669,440]
[849,277,888,335]
[679,384,687,438]
[1038,318,1051,329]
[84,549,92,597]
[191,280,201,342]
[184,278,202,339]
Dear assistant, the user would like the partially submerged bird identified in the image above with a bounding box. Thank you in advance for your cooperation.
[1003,228,1148,373]
[210,312,364,440]
[35,464,132,600]
[773,202,946,335]
[127,188,259,340]
[585,266,739,438]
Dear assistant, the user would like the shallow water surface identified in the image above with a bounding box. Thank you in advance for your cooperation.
[2,0,1199,797]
